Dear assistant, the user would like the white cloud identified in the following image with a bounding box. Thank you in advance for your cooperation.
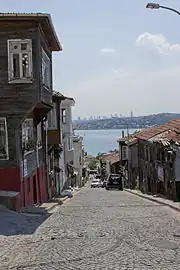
[136,32,180,55]
[100,48,116,54]
[56,33,180,118]
[71,63,180,118]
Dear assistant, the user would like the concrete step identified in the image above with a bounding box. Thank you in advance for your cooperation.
[0,190,18,211]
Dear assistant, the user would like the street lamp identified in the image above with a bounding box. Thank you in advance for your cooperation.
[146,3,180,16]
[146,3,159,9]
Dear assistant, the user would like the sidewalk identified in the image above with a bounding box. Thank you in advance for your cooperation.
[21,188,80,215]
[125,188,180,212]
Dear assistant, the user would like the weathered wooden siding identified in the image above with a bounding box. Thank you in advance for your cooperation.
[0,21,40,118]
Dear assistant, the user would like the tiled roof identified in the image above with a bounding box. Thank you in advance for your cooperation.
[103,152,120,164]
[136,120,180,141]
[0,13,62,51]
[118,118,180,145]
[149,129,180,146]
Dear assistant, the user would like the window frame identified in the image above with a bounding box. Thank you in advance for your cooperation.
[67,136,73,151]
[48,103,57,129]
[22,118,34,154]
[42,48,51,90]
[62,108,67,124]
[122,145,128,160]
[7,39,33,84]
[0,117,9,160]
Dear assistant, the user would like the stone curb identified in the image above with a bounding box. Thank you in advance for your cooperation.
[44,196,69,212]
[44,188,82,212]
[124,189,180,213]
[20,187,84,215]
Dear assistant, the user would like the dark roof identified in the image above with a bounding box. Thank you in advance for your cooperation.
[73,135,83,142]
[52,91,66,100]
[53,91,75,104]
[0,13,62,51]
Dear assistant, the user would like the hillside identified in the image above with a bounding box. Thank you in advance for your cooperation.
[73,113,180,130]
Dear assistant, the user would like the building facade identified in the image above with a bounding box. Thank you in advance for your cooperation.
[61,97,75,188]
[0,13,62,210]
[118,119,180,201]
[73,135,84,187]
[47,91,65,196]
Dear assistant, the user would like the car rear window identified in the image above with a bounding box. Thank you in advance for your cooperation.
[109,176,121,183]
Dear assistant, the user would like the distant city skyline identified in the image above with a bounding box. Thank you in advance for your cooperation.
[73,111,179,121]
[75,110,134,120]
[75,113,135,120]
[75,114,125,121]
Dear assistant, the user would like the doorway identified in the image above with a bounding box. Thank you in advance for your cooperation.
[33,175,37,204]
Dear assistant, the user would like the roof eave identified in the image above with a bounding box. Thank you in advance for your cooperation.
[0,13,62,52]
[44,14,62,51]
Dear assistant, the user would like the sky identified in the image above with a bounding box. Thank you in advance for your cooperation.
[2,0,180,118]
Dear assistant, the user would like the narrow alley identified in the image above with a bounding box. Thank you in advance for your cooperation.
[1,183,180,269]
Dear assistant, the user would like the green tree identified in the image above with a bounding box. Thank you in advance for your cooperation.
[88,158,98,170]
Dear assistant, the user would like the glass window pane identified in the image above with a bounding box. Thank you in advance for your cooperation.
[42,48,51,88]
[13,54,20,78]
[0,119,8,159]
[22,53,29,77]
[21,43,27,51]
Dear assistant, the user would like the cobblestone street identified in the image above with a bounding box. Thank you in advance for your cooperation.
[2,183,180,269]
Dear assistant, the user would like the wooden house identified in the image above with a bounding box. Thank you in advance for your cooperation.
[0,13,62,210]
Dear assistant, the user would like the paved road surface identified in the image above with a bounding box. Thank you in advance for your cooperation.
[1,183,180,269]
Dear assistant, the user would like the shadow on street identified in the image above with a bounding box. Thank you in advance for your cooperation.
[0,207,51,236]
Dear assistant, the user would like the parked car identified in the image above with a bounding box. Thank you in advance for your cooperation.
[91,179,101,188]
[94,174,101,180]
[106,174,123,190]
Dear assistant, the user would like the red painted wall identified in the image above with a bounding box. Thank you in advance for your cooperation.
[20,165,47,208]
[38,166,47,202]
[0,164,49,210]
[0,168,21,191]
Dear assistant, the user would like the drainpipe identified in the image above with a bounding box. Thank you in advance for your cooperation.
[42,118,49,200]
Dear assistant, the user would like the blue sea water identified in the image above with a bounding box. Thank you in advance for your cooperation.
[75,129,138,156]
